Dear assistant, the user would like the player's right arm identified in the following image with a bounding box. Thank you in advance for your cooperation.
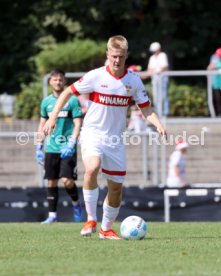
[43,86,73,136]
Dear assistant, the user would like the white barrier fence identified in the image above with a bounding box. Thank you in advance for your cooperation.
[157,70,221,118]
[164,188,221,222]
[43,69,221,118]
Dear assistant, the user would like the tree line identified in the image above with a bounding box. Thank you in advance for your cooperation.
[0,0,221,94]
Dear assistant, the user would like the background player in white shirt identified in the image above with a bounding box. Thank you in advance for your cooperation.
[43,35,167,240]
[167,140,189,188]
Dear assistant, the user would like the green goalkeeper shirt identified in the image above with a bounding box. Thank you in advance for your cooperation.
[41,94,83,153]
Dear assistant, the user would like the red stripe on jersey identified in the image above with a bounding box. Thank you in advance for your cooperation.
[137,101,150,108]
[106,65,128,80]
[71,84,80,96]
[89,92,132,106]
[102,168,126,176]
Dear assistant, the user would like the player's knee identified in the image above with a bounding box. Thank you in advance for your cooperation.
[62,178,74,188]
[110,185,122,197]
[48,180,58,188]
[85,165,99,178]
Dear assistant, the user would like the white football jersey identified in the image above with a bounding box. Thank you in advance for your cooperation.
[71,65,150,137]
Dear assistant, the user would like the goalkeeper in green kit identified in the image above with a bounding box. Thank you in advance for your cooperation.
[36,69,83,223]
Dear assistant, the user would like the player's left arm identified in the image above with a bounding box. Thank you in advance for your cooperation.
[133,75,166,137]
[140,106,167,138]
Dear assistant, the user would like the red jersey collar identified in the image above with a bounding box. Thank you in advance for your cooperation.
[106,65,127,80]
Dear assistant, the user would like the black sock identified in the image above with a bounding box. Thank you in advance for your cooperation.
[47,187,58,212]
[65,185,79,202]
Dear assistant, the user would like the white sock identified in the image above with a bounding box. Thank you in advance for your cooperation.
[49,212,57,218]
[83,187,99,221]
[101,201,120,231]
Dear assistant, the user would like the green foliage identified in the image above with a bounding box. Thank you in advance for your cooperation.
[35,39,106,75]
[2,0,221,94]
[0,0,40,93]
[169,81,209,117]
[14,38,106,120]
[14,81,42,119]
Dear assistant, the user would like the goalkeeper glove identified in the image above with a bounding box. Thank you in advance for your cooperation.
[60,137,76,159]
[36,144,44,166]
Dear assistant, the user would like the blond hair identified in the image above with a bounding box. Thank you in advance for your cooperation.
[107,35,128,51]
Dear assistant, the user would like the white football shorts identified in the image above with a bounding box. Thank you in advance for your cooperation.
[80,133,126,183]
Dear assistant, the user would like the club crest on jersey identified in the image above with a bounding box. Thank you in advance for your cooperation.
[125,85,132,93]
[142,89,148,97]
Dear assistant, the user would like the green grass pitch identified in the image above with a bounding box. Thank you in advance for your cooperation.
[0,222,221,276]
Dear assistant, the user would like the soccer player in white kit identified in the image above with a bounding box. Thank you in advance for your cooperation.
[43,35,167,239]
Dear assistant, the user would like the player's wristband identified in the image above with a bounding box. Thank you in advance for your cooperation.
[68,137,77,148]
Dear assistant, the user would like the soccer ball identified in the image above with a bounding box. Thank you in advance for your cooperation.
[120,216,147,240]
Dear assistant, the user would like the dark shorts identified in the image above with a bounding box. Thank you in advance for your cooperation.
[44,153,77,180]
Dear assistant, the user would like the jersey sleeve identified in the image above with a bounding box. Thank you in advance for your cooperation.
[132,77,151,108]
[70,96,83,118]
[70,70,95,96]
[40,99,48,119]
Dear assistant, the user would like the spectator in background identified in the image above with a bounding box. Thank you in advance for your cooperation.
[207,48,221,116]
[142,42,169,116]
[166,139,189,188]
[36,69,83,224]
[207,48,221,69]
